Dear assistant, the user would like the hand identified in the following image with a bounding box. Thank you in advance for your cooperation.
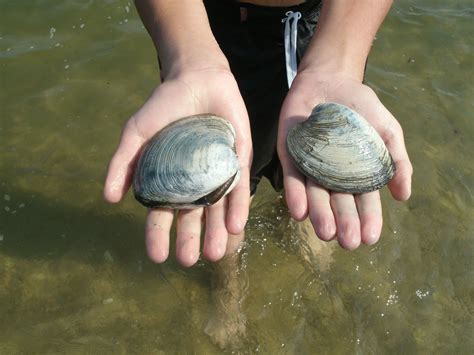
[277,71,412,249]
[104,69,252,266]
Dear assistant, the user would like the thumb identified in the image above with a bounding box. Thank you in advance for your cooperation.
[359,101,413,201]
[278,101,311,221]
[104,118,145,202]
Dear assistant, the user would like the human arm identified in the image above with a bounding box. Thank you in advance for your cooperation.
[104,0,252,266]
[133,0,228,77]
[278,0,412,249]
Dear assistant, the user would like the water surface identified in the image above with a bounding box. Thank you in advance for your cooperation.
[1,0,473,353]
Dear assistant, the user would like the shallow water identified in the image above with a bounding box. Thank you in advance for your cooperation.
[1,0,473,353]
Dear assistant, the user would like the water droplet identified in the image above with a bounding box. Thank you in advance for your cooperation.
[104,250,114,263]
[415,288,430,299]
[103,298,114,305]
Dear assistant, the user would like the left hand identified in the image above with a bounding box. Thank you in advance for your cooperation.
[277,70,413,249]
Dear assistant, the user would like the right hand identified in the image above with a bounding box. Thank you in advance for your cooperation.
[277,71,412,249]
[103,69,252,267]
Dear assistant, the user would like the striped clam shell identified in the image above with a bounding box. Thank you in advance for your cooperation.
[133,114,240,209]
[286,103,395,193]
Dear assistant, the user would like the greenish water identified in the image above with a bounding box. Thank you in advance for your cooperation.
[1,0,473,353]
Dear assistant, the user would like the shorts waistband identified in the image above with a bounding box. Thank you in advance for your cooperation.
[204,0,322,23]
[239,1,321,20]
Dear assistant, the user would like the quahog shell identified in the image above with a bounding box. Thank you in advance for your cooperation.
[286,103,395,193]
[133,114,240,209]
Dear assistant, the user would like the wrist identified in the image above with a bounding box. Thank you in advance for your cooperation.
[161,49,230,80]
[297,0,392,82]
[294,66,362,87]
[297,29,369,82]
[298,54,365,82]
[288,69,365,104]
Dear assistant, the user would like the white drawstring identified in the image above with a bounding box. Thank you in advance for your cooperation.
[282,11,302,88]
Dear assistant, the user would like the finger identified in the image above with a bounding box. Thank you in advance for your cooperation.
[330,192,361,250]
[278,108,310,220]
[145,208,174,263]
[204,198,228,262]
[362,102,413,202]
[306,180,336,241]
[383,119,413,201]
[283,164,308,221]
[278,135,308,220]
[215,94,252,235]
[354,191,383,245]
[226,166,250,235]
[104,118,145,203]
[176,208,204,267]
[388,156,413,201]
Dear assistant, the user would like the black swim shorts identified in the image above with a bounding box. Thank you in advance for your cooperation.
[203,0,322,195]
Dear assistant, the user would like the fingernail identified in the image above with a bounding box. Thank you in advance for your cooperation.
[339,231,359,250]
[316,223,335,241]
[181,252,199,268]
[364,229,379,245]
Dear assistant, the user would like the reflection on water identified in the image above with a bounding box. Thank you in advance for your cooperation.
[1,0,473,353]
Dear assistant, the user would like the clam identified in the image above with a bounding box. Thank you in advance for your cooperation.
[286,103,395,193]
[133,114,240,209]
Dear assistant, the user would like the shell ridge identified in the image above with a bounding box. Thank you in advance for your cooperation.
[286,103,396,193]
[133,114,240,208]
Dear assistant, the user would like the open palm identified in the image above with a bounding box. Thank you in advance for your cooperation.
[278,71,412,249]
[104,69,252,266]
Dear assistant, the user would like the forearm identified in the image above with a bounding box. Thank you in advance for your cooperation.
[134,0,229,78]
[298,0,392,81]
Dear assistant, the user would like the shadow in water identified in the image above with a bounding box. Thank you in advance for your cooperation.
[0,188,224,353]
[1,188,145,263]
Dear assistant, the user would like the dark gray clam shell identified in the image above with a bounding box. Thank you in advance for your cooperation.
[133,114,240,209]
[286,103,395,194]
